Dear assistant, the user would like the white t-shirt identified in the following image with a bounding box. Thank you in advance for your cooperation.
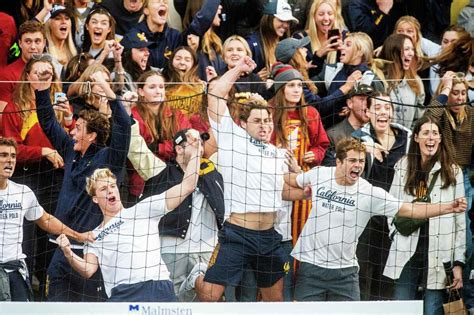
[275,200,292,242]
[0,180,43,263]
[84,193,170,297]
[291,167,400,269]
[210,108,287,214]
[160,190,217,254]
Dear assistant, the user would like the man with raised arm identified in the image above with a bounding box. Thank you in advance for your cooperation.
[178,56,292,302]
[33,61,131,301]
[0,137,92,301]
[56,129,203,302]
[284,137,467,301]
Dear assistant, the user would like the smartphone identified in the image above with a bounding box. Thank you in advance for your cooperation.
[328,29,340,44]
[54,92,66,104]
[360,70,375,86]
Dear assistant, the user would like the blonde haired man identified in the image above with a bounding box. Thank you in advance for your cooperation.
[57,130,203,302]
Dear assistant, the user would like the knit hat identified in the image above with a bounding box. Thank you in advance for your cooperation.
[275,37,310,63]
[270,63,303,92]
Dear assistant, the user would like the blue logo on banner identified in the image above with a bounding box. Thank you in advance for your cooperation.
[129,304,139,312]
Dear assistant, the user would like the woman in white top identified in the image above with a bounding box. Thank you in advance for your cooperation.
[384,115,465,315]
[379,33,425,129]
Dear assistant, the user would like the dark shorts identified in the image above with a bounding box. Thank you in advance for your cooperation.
[204,222,288,288]
[108,280,177,302]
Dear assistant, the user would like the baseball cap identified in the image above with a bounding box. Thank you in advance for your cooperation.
[120,31,156,50]
[173,129,210,148]
[50,5,73,19]
[275,37,310,63]
[263,0,298,23]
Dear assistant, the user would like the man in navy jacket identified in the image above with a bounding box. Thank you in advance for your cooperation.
[35,65,131,301]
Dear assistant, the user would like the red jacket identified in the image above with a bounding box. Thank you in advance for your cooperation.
[0,58,25,103]
[271,106,329,167]
[128,105,191,196]
[0,13,16,68]
[1,100,54,163]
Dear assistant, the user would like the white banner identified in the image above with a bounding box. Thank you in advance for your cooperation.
[0,301,423,315]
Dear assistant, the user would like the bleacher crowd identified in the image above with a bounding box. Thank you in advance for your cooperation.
[0,0,473,314]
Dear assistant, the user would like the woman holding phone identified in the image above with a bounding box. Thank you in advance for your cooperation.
[292,0,347,76]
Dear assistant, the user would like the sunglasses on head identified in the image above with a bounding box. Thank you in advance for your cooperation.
[31,53,53,62]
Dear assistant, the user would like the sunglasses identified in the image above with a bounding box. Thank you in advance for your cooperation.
[31,53,53,62]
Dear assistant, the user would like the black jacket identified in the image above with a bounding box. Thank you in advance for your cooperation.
[141,160,225,239]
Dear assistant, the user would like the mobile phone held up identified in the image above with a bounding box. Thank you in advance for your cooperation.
[54,92,66,104]
[328,29,340,44]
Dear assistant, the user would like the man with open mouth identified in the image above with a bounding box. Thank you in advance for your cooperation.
[0,137,93,301]
[56,129,203,302]
[284,137,467,302]
[34,60,131,302]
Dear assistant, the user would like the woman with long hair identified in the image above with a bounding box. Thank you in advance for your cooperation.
[163,46,205,116]
[384,115,465,315]
[1,55,72,298]
[81,8,115,57]
[246,0,298,80]
[2,56,73,155]
[393,16,424,67]
[379,33,425,129]
[219,35,270,99]
[294,0,346,73]
[392,17,470,104]
[426,71,474,282]
[128,70,191,199]
[428,33,473,82]
[68,63,114,118]
[182,0,226,80]
[63,52,94,92]
[269,63,328,301]
[115,30,154,93]
[313,32,384,128]
[44,6,77,76]
[270,63,329,245]
[427,26,471,95]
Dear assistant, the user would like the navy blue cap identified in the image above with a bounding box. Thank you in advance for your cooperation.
[50,5,73,19]
[120,31,155,50]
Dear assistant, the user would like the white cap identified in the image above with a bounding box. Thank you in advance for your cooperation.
[264,0,298,23]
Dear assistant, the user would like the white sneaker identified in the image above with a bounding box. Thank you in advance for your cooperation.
[178,262,207,301]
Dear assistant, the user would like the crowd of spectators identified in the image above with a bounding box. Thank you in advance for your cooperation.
[0,0,473,313]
